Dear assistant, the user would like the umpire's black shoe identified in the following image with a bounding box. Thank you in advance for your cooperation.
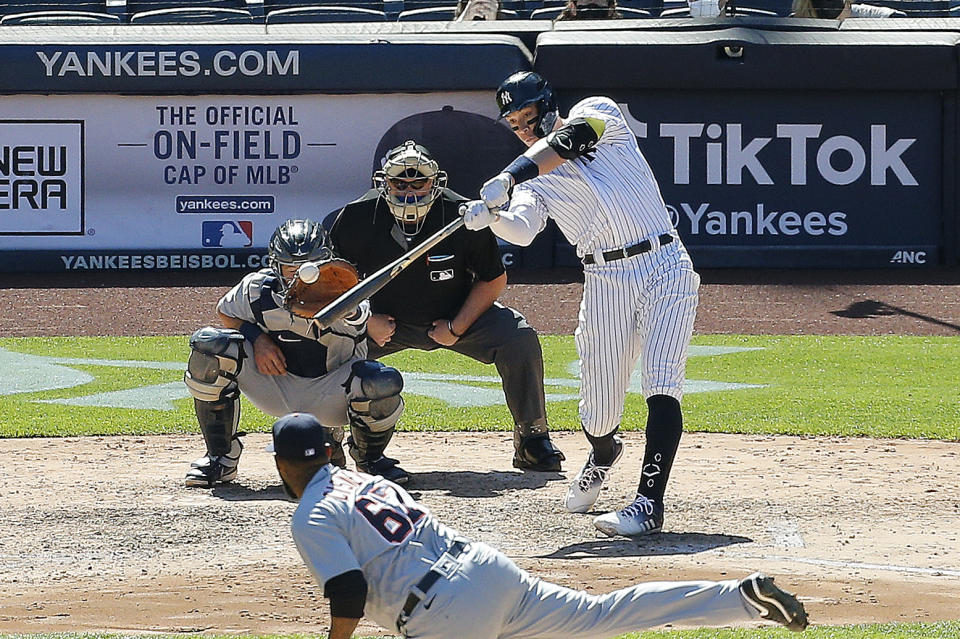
[357,455,411,485]
[513,432,565,472]
[739,573,809,632]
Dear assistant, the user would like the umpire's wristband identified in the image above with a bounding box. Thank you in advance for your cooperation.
[238,321,263,344]
[504,155,539,185]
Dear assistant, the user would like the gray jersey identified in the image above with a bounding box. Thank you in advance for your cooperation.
[290,466,761,639]
[217,268,368,378]
[291,465,458,631]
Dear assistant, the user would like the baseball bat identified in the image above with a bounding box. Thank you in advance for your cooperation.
[312,216,466,327]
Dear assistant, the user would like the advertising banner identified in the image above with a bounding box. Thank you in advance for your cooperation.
[0,93,524,272]
[554,90,942,268]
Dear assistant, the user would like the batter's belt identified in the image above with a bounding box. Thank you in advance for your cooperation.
[396,539,470,631]
[582,232,674,265]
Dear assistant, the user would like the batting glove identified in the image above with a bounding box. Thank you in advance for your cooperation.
[460,200,499,231]
[479,172,514,210]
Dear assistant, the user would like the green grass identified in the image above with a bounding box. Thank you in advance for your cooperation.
[0,334,957,440]
[3,621,960,639]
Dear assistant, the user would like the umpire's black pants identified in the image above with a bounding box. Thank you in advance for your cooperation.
[366,303,548,428]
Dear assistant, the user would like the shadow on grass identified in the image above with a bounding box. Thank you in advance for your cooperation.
[541,532,753,559]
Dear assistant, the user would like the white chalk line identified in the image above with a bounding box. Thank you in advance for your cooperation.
[725,552,960,577]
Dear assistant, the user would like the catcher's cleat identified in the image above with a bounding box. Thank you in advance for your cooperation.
[739,573,809,632]
[593,494,663,537]
[564,436,623,513]
[513,432,565,472]
[356,455,411,485]
[185,455,239,487]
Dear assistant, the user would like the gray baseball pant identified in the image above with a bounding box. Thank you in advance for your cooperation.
[399,542,758,639]
[367,303,547,428]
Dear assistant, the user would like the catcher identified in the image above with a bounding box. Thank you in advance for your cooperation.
[183,218,411,487]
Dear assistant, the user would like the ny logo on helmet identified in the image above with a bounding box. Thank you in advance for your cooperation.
[498,90,512,107]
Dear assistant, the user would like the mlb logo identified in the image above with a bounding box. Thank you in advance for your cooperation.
[202,221,253,247]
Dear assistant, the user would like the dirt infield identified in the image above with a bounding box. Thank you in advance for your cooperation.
[0,269,958,635]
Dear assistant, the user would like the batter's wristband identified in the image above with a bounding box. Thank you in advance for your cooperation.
[504,156,539,185]
[238,322,264,344]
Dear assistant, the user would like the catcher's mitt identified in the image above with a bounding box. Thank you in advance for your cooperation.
[283,259,360,319]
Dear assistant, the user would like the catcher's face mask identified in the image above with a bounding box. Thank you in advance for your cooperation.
[374,140,447,229]
[267,219,333,290]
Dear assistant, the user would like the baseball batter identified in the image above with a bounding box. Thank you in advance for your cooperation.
[270,411,809,639]
[183,218,409,487]
[461,71,701,537]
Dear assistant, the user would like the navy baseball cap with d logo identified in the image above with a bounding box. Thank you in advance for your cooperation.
[268,412,331,461]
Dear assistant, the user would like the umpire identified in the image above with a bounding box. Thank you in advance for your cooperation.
[325,140,564,472]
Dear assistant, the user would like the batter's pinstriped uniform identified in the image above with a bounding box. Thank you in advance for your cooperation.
[508,97,700,437]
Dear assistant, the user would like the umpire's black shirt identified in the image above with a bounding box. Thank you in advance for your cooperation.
[325,188,505,325]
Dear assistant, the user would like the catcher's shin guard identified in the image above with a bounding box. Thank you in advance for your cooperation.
[343,360,408,483]
[343,359,404,432]
[184,327,246,486]
[347,424,410,485]
[513,423,565,472]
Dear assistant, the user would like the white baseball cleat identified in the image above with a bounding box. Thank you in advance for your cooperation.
[593,494,663,537]
[564,436,623,513]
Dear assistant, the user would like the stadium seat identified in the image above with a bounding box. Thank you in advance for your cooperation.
[125,0,247,12]
[264,0,390,13]
[129,6,255,21]
[397,4,455,18]
[661,4,775,14]
[529,4,648,17]
[0,9,120,22]
[866,0,948,16]
[266,4,387,19]
[0,0,107,15]
[728,0,790,15]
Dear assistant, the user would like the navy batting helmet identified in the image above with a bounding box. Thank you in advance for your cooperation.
[495,71,559,139]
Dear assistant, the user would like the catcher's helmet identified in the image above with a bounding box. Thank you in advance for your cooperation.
[267,219,333,288]
[495,71,558,139]
[373,140,448,229]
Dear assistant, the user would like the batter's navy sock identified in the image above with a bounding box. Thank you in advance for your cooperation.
[585,429,620,467]
[638,395,683,504]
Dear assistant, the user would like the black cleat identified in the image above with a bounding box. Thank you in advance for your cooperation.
[513,432,565,472]
[357,455,411,485]
[739,573,809,632]
[185,455,238,487]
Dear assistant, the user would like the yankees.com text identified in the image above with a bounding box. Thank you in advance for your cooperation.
[35,49,299,78]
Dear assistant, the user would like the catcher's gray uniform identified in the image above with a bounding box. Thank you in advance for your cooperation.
[292,466,764,639]
[184,264,406,487]
[216,268,368,423]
